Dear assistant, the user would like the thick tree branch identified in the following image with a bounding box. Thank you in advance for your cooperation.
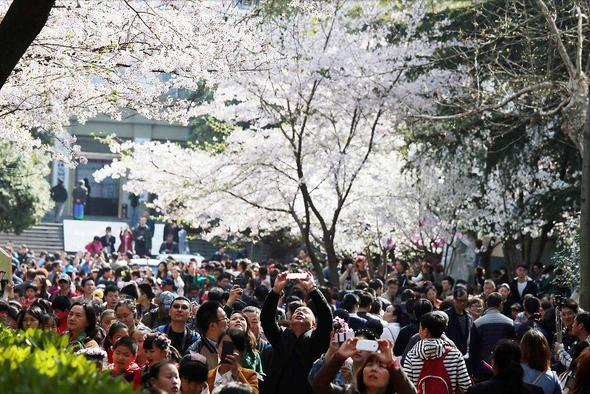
[535,0,576,77]
[0,0,55,90]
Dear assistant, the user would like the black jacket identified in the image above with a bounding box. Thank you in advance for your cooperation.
[444,307,472,355]
[50,184,68,203]
[466,377,543,394]
[509,278,538,304]
[261,288,332,394]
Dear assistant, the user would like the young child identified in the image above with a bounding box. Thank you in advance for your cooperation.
[105,321,129,363]
[108,336,142,390]
[21,284,37,309]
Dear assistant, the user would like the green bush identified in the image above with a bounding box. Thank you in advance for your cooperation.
[0,327,137,394]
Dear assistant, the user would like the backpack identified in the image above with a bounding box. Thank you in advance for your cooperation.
[417,346,453,394]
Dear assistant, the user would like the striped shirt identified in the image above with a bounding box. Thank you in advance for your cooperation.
[402,338,471,392]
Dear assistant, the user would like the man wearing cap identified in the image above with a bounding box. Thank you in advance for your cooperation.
[50,273,77,300]
[50,178,68,222]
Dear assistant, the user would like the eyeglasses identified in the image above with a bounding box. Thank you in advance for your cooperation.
[172,304,189,310]
[213,317,229,323]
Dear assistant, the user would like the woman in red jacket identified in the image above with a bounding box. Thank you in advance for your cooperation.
[118,225,134,255]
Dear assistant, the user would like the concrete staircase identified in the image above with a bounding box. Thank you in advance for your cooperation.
[0,222,64,253]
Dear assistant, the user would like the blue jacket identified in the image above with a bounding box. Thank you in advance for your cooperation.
[468,308,514,375]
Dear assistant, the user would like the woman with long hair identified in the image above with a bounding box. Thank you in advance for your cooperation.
[520,330,562,394]
[312,337,415,394]
[65,302,103,350]
[228,311,263,374]
[16,305,47,330]
[207,329,259,394]
[118,224,134,255]
[466,340,543,394]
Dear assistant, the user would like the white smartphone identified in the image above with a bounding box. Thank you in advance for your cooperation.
[286,273,307,280]
[356,339,379,352]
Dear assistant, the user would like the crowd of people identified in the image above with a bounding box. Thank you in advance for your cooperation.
[1,235,589,394]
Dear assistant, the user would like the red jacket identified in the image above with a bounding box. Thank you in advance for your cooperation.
[118,231,134,254]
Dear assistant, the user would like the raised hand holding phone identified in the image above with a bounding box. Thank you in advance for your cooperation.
[272,272,289,294]
[336,337,359,359]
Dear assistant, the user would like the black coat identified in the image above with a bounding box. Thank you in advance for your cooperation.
[466,377,543,394]
[261,289,332,394]
[509,279,538,304]
[444,307,472,355]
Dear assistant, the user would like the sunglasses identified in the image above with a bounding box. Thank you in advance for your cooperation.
[172,304,189,310]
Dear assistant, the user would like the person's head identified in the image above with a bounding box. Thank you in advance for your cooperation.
[100,309,115,332]
[17,306,46,330]
[139,283,155,303]
[452,286,468,312]
[570,348,590,394]
[196,301,227,338]
[104,285,120,309]
[424,285,438,302]
[523,296,541,317]
[573,313,590,339]
[368,279,383,295]
[413,298,433,322]
[81,277,95,296]
[169,297,191,325]
[57,273,71,293]
[383,304,398,324]
[356,354,394,393]
[386,279,399,297]
[115,299,137,332]
[497,283,510,299]
[108,321,129,347]
[561,299,579,327]
[228,311,249,332]
[342,293,359,313]
[441,276,454,291]
[82,277,96,298]
[290,305,316,336]
[520,329,550,372]
[112,336,137,372]
[468,297,483,320]
[483,279,496,296]
[510,303,523,320]
[143,332,172,364]
[486,292,503,310]
[515,264,528,280]
[211,382,252,394]
[24,284,36,299]
[105,226,112,235]
[242,306,261,337]
[165,233,174,243]
[0,301,19,329]
[491,340,524,388]
[147,361,180,394]
[93,236,101,244]
[51,295,71,321]
[178,354,209,394]
[132,327,149,361]
[419,311,448,339]
[67,302,98,339]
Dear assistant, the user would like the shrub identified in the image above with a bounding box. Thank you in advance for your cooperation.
[0,327,137,394]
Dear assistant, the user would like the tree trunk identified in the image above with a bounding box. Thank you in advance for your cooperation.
[0,0,55,90]
[503,238,519,277]
[579,93,590,311]
[323,234,339,286]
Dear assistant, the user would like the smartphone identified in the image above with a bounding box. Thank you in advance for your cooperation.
[286,273,307,280]
[332,329,355,344]
[220,341,235,364]
[356,339,379,352]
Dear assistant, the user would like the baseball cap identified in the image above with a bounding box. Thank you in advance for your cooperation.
[58,273,71,283]
[159,291,176,309]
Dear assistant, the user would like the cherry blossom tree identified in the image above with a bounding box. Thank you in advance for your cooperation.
[96,0,467,284]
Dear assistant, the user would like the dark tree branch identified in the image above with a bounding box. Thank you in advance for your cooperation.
[0,0,55,90]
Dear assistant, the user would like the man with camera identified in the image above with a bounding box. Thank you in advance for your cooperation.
[260,271,332,394]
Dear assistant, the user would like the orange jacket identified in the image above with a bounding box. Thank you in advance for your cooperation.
[207,366,258,394]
